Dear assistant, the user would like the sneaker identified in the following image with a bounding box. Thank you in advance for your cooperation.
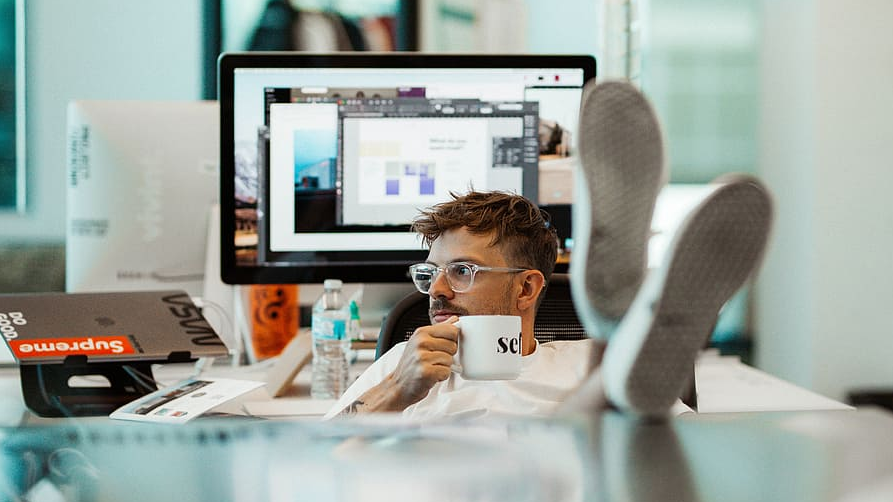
[570,80,667,340]
[600,174,773,417]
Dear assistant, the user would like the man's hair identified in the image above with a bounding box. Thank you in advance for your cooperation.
[412,190,559,286]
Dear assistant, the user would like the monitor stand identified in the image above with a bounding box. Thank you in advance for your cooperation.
[201,204,239,356]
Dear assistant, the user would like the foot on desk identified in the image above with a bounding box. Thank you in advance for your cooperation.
[570,79,667,341]
[601,174,773,418]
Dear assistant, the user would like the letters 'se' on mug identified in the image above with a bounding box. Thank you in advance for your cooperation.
[453,315,523,380]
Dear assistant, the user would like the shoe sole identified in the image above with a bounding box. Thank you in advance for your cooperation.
[571,80,667,337]
[601,174,773,417]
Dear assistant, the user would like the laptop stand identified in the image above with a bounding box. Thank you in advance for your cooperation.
[19,359,162,417]
[1,290,229,417]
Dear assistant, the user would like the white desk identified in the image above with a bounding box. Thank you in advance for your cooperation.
[152,349,376,420]
[0,349,374,426]
[0,348,877,502]
[1,350,851,427]
[0,349,852,426]
[695,352,852,413]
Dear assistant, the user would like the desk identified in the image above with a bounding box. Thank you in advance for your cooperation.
[2,407,893,501]
[2,351,848,427]
[0,353,887,501]
[1,349,375,427]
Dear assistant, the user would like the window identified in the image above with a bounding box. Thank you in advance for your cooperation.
[643,0,760,183]
[0,0,22,211]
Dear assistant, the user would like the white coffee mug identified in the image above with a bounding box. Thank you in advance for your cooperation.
[453,315,523,380]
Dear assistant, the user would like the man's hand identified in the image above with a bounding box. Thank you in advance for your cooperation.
[342,316,459,414]
[385,316,460,407]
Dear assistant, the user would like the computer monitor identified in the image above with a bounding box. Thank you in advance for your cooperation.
[65,101,220,297]
[219,53,596,285]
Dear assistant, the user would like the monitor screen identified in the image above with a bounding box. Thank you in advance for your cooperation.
[219,53,596,284]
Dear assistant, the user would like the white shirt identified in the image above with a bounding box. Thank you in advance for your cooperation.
[325,339,596,420]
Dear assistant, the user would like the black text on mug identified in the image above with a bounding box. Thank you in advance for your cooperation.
[496,333,522,354]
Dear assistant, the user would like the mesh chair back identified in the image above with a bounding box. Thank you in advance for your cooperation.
[375,292,431,359]
[532,274,588,343]
[375,274,587,359]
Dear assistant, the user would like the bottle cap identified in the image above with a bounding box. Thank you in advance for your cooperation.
[323,279,343,290]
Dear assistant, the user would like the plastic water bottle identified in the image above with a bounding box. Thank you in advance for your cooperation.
[310,279,350,399]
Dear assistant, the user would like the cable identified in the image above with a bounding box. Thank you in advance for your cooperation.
[35,365,75,420]
[194,297,240,365]
[190,357,215,379]
[47,448,99,483]
[121,366,158,393]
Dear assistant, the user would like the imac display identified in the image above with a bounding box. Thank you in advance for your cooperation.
[66,101,220,297]
[219,53,596,284]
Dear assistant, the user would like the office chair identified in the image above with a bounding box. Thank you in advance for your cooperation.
[374,272,699,410]
[375,273,588,359]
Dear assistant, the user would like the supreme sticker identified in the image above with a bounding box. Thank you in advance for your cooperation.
[10,336,136,359]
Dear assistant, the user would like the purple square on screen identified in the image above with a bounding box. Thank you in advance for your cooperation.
[419,177,434,195]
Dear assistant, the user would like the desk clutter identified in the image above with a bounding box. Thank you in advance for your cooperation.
[0,290,228,417]
[0,285,382,420]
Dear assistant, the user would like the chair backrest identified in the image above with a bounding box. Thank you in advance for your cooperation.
[375,273,588,359]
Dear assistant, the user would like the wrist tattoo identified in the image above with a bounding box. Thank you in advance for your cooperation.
[342,399,365,415]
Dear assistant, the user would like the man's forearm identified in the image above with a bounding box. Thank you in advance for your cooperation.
[340,374,412,415]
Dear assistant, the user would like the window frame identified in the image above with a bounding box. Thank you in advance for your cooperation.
[0,0,25,213]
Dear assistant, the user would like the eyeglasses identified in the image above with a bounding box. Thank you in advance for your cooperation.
[409,262,528,294]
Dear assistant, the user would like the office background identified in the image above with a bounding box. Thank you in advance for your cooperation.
[0,0,891,405]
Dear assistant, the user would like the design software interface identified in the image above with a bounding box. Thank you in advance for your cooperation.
[232,67,586,267]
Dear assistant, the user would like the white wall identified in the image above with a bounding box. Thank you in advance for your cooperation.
[525,0,598,56]
[756,0,893,400]
[0,0,204,241]
[5,0,595,242]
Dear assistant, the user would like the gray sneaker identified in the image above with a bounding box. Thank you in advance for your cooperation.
[570,80,667,340]
[601,174,773,417]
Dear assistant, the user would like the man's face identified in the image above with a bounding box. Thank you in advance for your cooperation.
[425,227,518,324]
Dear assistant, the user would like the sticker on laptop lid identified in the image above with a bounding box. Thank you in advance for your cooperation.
[9,335,137,359]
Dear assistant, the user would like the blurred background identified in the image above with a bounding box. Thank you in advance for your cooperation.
[0,0,891,405]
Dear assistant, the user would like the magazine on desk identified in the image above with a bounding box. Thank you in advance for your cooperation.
[110,377,265,423]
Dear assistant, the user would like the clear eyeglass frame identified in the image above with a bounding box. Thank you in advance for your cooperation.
[408,261,528,294]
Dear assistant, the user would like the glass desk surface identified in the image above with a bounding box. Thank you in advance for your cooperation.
[3,407,893,502]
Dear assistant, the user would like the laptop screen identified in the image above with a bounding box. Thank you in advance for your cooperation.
[219,53,596,284]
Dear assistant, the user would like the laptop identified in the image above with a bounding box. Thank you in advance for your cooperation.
[0,290,228,365]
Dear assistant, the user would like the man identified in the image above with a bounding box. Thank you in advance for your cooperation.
[326,80,772,421]
[325,190,595,419]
